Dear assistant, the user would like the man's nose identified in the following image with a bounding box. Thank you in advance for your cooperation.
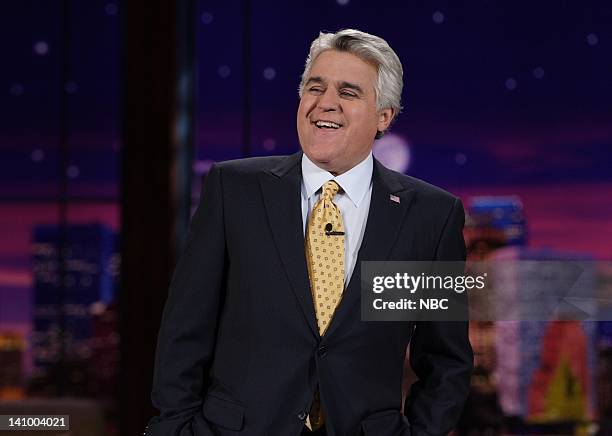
[316,89,339,111]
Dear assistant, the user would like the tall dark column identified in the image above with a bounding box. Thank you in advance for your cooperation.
[120,1,194,435]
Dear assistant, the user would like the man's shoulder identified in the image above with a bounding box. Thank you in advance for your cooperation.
[376,162,460,205]
[213,154,298,177]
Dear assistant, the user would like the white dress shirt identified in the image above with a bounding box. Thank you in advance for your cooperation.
[301,152,373,286]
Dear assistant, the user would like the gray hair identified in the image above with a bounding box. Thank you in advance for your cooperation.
[298,29,404,136]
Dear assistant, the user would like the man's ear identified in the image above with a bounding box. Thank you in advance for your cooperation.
[377,107,395,133]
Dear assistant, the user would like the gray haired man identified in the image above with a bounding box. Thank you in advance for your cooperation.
[148,29,473,436]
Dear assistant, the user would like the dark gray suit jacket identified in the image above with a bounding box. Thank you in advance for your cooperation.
[147,152,473,436]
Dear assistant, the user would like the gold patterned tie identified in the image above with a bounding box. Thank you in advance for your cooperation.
[304,180,346,430]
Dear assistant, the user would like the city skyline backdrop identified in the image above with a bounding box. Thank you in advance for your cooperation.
[1,0,612,368]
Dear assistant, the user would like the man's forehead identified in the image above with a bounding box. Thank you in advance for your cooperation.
[306,51,376,90]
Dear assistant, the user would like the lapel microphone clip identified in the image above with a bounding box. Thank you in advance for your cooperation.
[325,222,345,236]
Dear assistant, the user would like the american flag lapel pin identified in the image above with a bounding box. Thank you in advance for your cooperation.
[389,194,400,204]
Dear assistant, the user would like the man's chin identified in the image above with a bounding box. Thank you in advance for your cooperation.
[303,149,338,166]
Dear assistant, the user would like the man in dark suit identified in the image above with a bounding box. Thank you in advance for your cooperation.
[147,29,473,436]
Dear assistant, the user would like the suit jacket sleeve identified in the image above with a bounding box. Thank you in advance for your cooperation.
[404,197,474,436]
[146,164,227,436]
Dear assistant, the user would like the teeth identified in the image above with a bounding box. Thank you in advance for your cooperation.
[315,120,341,129]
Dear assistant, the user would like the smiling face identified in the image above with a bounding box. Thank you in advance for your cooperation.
[297,50,394,175]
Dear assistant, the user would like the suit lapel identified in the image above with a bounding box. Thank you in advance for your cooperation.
[259,152,319,338]
[323,159,416,340]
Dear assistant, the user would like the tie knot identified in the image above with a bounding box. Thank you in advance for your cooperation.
[321,180,340,200]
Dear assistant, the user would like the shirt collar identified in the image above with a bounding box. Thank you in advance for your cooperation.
[301,152,373,207]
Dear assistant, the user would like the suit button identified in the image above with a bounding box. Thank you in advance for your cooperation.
[298,411,307,420]
[318,345,327,357]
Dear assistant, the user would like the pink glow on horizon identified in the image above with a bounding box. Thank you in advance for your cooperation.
[451,182,612,260]
[0,269,31,287]
[0,183,610,265]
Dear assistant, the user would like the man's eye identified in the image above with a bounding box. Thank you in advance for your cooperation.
[309,87,323,93]
[340,91,356,97]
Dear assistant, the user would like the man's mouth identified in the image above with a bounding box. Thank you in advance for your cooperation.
[314,120,342,130]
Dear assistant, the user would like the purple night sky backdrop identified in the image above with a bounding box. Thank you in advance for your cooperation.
[1,1,611,340]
